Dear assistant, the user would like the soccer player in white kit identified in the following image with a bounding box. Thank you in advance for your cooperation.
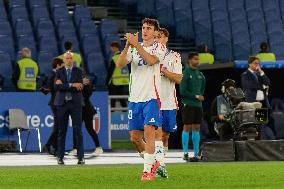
[116,18,166,181]
[154,28,183,178]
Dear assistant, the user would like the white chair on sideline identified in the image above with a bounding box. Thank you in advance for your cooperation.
[8,109,42,152]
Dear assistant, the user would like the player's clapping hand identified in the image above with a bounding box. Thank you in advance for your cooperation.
[125,32,139,47]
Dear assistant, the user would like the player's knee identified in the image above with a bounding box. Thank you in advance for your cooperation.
[130,136,141,145]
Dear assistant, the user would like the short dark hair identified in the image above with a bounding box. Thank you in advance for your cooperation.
[248,56,260,64]
[142,18,160,31]
[111,41,121,49]
[188,52,199,60]
[260,42,268,51]
[158,27,169,37]
[51,57,64,69]
[64,41,73,51]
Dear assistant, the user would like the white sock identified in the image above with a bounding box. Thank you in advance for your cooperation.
[139,151,145,159]
[164,146,168,156]
[155,141,165,166]
[143,153,155,173]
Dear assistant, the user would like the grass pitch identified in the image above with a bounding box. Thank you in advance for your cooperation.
[0,162,284,189]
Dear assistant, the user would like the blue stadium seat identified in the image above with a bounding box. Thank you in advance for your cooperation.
[17,36,37,60]
[214,43,233,62]
[28,0,47,10]
[194,23,213,50]
[233,41,251,60]
[31,6,50,26]
[228,8,246,22]
[212,20,231,41]
[248,21,266,34]
[73,5,92,27]
[79,21,98,39]
[39,36,58,56]
[85,52,107,86]
[231,21,249,36]
[60,36,80,53]
[245,0,262,11]
[192,0,209,11]
[99,19,119,40]
[269,31,284,44]
[81,36,102,57]
[120,0,137,6]
[155,0,175,28]
[37,51,53,76]
[247,10,264,23]
[0,7,8,21]
[52,6,70,25]
[210,0,227,10]
[270,43,284,59]
[102,34,120,62]
[7,0,25,11]
[10,6,29,26]
[49,0,67,11]
[15,20,33,37]
[36,20,56,39]
[267,22,284,34]
[264,10,281,22]
[174,0,194,40]
[227,0,245,10]
[0,21,13,36]
[0,36,15,61]
[262,0,279,11]
[280,0,284,21]
[57,20,76,39]
[0,52,13,89]
[137,0,155,17]
[0,0,3,7]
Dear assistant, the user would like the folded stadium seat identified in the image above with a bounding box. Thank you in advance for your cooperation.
[268,32,284,45]
[228,8,247,22]
[10,6,29,26]
[15,20,33,37]
[212,19,231,41]
[173,0,194,40]
[227,0,245,10]
[56,20,77,39]
[246,10,265,23]
[17,35,37,60]
[85,52,107,87]
[270,43,284,59]
[231,21,250,37]
[0,52,13,90]
[194,23,214,51]
[233,41,251,60]
[264,10,281,23]
[120,0,137,6]
[31,6,50,27]
[210,0,227,10]
[81,35,102,58]
[37,51,53,76]
[266,22,284,35]
[155,0,175,28]
[262,0,279,12]
[48,0,67,11]
[192,0,209,11]
[39,36,58,56]
[36,19,56,39]
[0,7,8,21]
[79,20,98,39]
[214,43,233,62]
[0,36,15,61]
[0,21,13,36]
[27,0,47,10]
[137,0,155,17]
[99,19,119,40]
[52,6,70,26]
[244,0,262,11]
[7,0,25,11]
[60,36,80,53]
[73,5,92,27]
[102,34,121,62]
[280,0,284,21]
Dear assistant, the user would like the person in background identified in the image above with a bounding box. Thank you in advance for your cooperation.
[197,44,214,64]
[41,58,64,155]
[58,41,82,67]
[69,74,104,156]
[106,41,129,109]
[180,52,205,162]
[256,42,276,62]
[12,47,39,91]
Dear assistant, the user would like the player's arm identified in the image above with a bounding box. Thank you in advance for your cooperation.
[116,40,131,69]
[162,69,182,84]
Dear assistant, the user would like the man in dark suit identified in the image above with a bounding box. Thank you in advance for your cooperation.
[241,56,270,108]
[54,51,85,165]
[42,58,64,155]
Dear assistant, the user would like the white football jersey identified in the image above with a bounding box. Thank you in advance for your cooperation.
[160,50,182,110]
[126,41,166,103]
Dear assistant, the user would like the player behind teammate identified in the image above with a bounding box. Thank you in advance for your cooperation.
[154,27,183,178]
[116,18,166,181]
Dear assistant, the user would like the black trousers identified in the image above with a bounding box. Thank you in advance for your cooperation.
[108,84,128,107]
[57,101,84,159]
[45,105,58,150]
[73,104,100,149]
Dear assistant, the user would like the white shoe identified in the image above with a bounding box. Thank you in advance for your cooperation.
[68,149,77,156]
[91,147,103,156]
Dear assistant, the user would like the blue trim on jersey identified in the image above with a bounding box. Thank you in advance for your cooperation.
[128,99,161,131]
[160,110,177,132]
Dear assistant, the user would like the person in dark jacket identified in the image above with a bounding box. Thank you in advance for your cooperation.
[41,58,64,155]
[69,74,103,156]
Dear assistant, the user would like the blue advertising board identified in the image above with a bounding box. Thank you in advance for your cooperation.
[111,112,129,140]
[0,92,109,151]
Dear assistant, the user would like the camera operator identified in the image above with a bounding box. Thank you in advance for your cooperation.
[241,56,270,108]
[211,79,235,141]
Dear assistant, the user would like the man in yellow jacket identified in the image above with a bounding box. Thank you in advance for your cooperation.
[12,47,38,91]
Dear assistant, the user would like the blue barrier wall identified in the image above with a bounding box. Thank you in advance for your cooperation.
[0,92,109,151]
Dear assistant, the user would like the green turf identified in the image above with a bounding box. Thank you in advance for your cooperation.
[0,162,284,189]
[111,139,133,150]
